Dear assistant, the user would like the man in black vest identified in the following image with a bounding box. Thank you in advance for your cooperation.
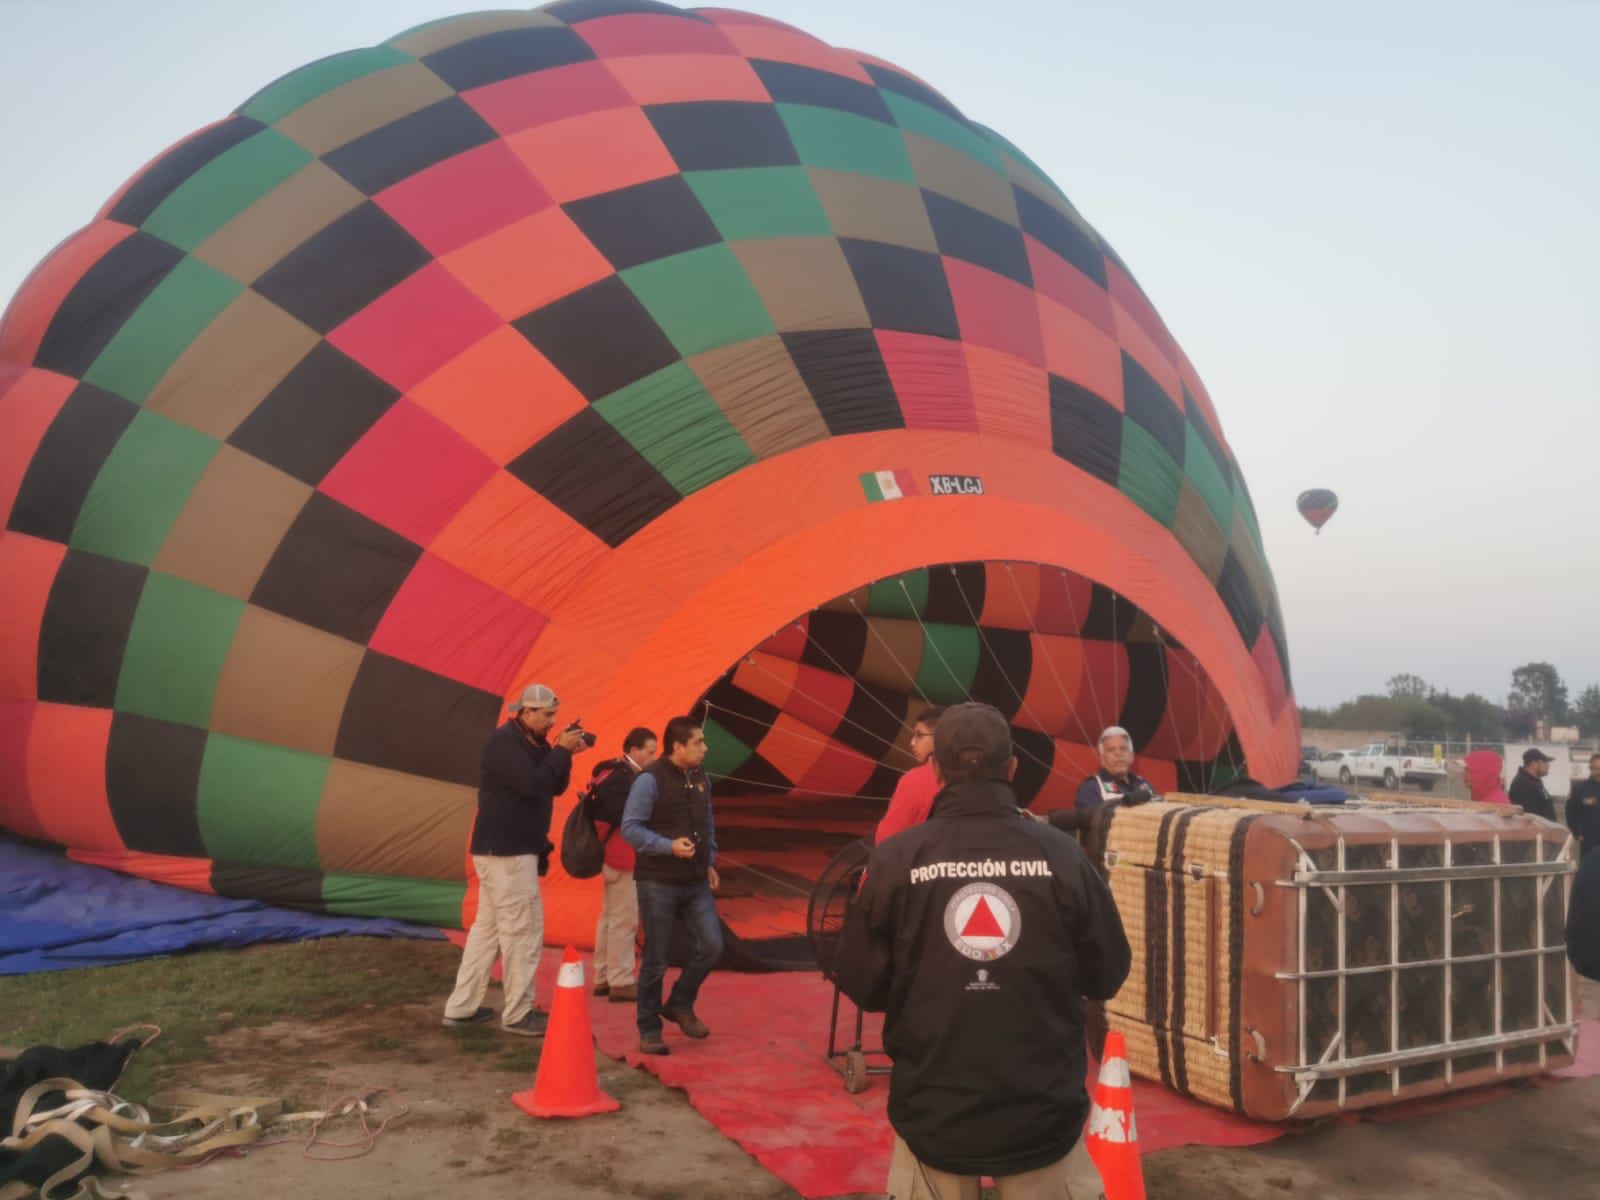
[1509,747,1557,821]
[622,716,723,1055]
[1568,753,1600,858]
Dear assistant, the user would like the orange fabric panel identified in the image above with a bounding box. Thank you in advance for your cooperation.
[507,108,676,203]
[1038,295,1124,410]
[28,703,122,854]
[1112,297,1181,407]
[70,849,214,894]
[964,344,1049,445]
[978,561,1040,633]
[1,369,74,527]
[441,207,613,321]
[706,15,874,82]
[0,223,134,366]
[746,712,830,784]
[1018,632,1085,739]
[0,533,66,699]
[0,699,42,840]
[606,52,771,105]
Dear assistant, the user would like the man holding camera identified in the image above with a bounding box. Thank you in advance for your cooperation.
[443,683,592,1037]
[622,717,723,1056]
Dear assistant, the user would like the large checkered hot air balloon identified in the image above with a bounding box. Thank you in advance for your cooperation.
[0,2,1299,946]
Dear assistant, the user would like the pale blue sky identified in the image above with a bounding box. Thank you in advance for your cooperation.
[3,0,1596,708]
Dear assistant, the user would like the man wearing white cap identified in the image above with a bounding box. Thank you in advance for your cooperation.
[1048,726,1154,836]
[443,684,592,1036]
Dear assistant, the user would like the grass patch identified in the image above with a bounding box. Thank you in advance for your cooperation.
[0,937,460,1097]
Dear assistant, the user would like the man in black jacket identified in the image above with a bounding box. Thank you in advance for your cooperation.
[1567,754,1600,858]
[1509,748,1557,821]
[442,684,591,1037]
[836,703,1131,1198]
[1567,845,1600,981]
[622,716,723,1056]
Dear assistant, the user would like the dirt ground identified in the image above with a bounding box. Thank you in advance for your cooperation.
[122,981,1600,1200]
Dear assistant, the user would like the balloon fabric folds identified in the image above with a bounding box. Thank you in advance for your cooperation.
[0,2,1299,945]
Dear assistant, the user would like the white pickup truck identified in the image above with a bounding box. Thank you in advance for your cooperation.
[1321,742,1448,792]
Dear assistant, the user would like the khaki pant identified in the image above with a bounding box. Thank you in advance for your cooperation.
[886,1135,1103,1200]
[592,864,638,988]
[444,855,542,1027]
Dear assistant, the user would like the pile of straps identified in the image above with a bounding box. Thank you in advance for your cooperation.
[1,1027,406,1200]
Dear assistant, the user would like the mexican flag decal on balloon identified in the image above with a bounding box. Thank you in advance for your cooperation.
[860,469,919,503]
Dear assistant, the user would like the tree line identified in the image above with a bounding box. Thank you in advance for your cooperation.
[1299,662,1600,743]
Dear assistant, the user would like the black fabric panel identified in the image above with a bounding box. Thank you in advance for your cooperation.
[970,627,1032,715]
[1047,374,1121,487]
[563,175,720,271]
[923,191,1031,287]
[322,98,498,195]
[511,276,679,400]
[335,652,502,787]
[421,25,596,91]
[7,384,137,543]
[253,203,431,334]
[36,552,147,708]
[924,561,986,625]
[782,330,902,436]
[1081,583,1136,643]
[227,343,399,485]
[108,117,267,227]
[839,238,959,339]
[545,0,701,20]
[861,62,966,123]
[1009,724,1056,807]
[799,609,868,676]
[835,682,909,761]
[106,713,207,858]
[1216,551,1265,645]
[751,60,894,123]
[1013,186,1105,287]
[646,101,800,171]
[701,676,782,751]
[1268,616,1293,694]
[506,408,681,547]
[861,760,904,806]
[249,493,422,644]
[715,751,792,794]
[1118,641,1169,751]
[211,862,326,908]
[1122,352,1186,462]
[33,233,185,379]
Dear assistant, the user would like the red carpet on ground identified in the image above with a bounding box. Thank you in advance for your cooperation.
[499,949,1596,1199]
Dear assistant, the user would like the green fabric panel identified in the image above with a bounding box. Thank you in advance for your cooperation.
[777,104,916,182]
[322,873,466,927]
[882,93,1003,173]
[71,412,220,565]
[915,623,981,703]
[115,572,245,727]
[82,258,243,404]
[1118,422,1184,529]
[143,131,314,252]
[1234,479,1265,552]
[242,46,414,124]
[594,363,756,496]
[623,244,775,358]
[1184,425,1234,532]
[869,568,930,619]
[701,716,753,782]
[197,734,330,869]
[983,125,1077,209]
[684,168,833,240]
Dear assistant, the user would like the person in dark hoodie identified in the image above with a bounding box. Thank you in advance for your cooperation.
[835,702,1131,1199]
[1508,748,1557,821]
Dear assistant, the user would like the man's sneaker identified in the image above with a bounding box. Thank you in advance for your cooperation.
[662,1005,709,1039]
[441,1006,494,1028]
[502,1011,548,1038]
[639,1033,671,1055]
[593,981,610,997]
[607,984,637,1003]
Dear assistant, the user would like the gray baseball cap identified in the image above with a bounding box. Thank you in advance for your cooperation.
[507,683,559,713]
[934,702,1013,778]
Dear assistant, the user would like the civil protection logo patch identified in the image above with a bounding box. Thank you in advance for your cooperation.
[943,882,1021,962]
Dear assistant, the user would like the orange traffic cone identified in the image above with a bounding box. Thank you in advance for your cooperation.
[512,947,621,1119]
[1084,1031,1146,1200]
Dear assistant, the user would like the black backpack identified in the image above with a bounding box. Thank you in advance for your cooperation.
[559,760,623,879]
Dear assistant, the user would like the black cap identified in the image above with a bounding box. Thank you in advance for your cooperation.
[1522,747,1553,765]
[934,702,1012,779]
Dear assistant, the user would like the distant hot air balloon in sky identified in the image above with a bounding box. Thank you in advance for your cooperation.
[1297,489,1339,533]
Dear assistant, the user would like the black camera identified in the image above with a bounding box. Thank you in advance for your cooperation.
[566,721,597,748]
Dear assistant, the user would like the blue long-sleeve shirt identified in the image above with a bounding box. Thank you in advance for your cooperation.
[622,771,717,864]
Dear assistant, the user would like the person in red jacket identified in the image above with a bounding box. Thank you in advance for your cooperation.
[874,707,946,844]
[1462,750,1510,806]
[588,727,657,1003]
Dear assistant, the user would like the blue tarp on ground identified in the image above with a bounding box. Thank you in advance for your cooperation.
[0,840,441,976]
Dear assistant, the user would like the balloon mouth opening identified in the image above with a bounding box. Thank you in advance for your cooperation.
[687,558,1248,944]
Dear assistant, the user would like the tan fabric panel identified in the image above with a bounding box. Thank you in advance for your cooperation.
[144,292,319,438]
[389,10,563,57]
[906,133,1020,226]
[275,61,456,156]
[210,605,365,755]
[686,335,831,460]
[153,447,313,600]
[807,168,938,253]
[1172,481,1230,583]
[317,758,476,881]
[733,237,871,334]
[854,616,925,695]
[194,162,365,283]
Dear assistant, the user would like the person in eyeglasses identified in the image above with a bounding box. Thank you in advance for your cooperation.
[874,707,947,844]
